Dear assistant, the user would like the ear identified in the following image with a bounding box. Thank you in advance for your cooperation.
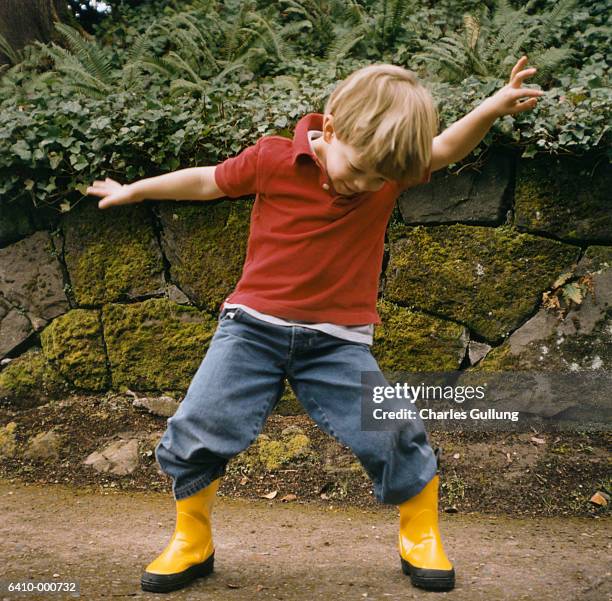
[322,114,335,143]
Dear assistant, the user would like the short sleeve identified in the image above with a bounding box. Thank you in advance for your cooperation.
[214,138,262,198]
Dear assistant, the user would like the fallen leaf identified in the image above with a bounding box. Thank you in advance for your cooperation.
[552,272,573,289]
[280,493,297,502]
[261,490,277,499]
[589,491,609,507]
[562,282,583,305]
[531,436,546,445]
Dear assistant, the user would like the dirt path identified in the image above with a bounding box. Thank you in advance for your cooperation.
[1,479,610,601]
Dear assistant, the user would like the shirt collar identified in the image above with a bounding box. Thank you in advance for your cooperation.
[291,113,324,165]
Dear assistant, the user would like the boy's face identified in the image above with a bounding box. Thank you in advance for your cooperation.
[313,114,390,197]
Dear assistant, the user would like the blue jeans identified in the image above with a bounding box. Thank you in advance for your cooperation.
[155,307,437,504]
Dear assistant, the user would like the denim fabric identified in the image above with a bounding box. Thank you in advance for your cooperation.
[155,307,437,504]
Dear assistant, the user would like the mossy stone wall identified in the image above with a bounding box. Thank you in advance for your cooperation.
[1,150,609,412]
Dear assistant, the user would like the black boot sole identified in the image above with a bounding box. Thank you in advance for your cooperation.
[141,551,215,593]
[400,555,455,591]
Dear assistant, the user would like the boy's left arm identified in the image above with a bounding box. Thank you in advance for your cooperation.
[430,56,546,172]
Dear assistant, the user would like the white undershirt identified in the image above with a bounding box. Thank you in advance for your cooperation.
[221,130,375,346]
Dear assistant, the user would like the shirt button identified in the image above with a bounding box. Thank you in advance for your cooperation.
[322,183,330,190]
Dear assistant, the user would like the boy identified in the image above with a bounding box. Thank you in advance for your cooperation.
[87,57,543,593]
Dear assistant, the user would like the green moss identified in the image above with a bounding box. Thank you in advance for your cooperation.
[0,422,17,458]
[582,246,612,272]
[158,201,251,312]
[469,343,516,371]
[40,309,110,391]
[372,300,468,372]
[385,224,579,343]
[102,298,217,391]
[274,381,305,416]
[0,350,68,408]
[514,155,611,242]
[257,433,311,470]
[63,202,165,305]
[236,430,312,471]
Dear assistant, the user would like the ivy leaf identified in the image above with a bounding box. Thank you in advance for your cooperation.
[49,153,62,170]
[11,140,32,161]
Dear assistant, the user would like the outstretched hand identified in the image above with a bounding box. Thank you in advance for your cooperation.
[86,177,140,209]
[486,56,545,118]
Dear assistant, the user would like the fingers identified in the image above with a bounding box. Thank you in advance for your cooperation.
[510,55,528,80]
[86,178,122,198]
[86,186,104,197]
[508,97,539,114]
[98,194,122,209]
[86,184,110,197]
[512,88,545,100]
[511,67,538,87]
[510,56,540,87]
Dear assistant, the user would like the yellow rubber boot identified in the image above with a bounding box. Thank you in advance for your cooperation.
[141,478,221,593]
[398,475,455,591]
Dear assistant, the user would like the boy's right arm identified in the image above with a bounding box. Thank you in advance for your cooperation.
[87,166,224,209]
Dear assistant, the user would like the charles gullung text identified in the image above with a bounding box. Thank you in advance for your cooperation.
[370,383,520,422]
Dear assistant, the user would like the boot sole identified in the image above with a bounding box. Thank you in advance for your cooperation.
[400,555,455,591]
[141,551,214,593]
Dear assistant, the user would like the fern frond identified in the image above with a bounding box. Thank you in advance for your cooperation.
[165,51,203,83]
[329,0,366,26]
[0,32,22,65]
[533,0,577,47]
[247,12,294,63]
[226,28,259,65]
[212,60,248,83]
[125,22,159,65]
[169,78,204,98]
[281,1,311,20]
[67,81,109,100]
[221,0,257,61]
[527,46,576,85]
[138,55,181,78]
[279,20,313,37]
[56,65,112,92]
[463,14,480,51]
[54,23,113,83]
[41,42,83,71]
[388,0,411,41]
[324,22,367,62]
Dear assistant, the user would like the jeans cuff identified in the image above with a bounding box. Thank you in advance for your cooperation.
[173,466,226,500]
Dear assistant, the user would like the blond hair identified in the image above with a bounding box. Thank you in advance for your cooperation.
[324,63,438,183]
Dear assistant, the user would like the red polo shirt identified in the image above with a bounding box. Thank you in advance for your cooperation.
[214,113,430,325]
